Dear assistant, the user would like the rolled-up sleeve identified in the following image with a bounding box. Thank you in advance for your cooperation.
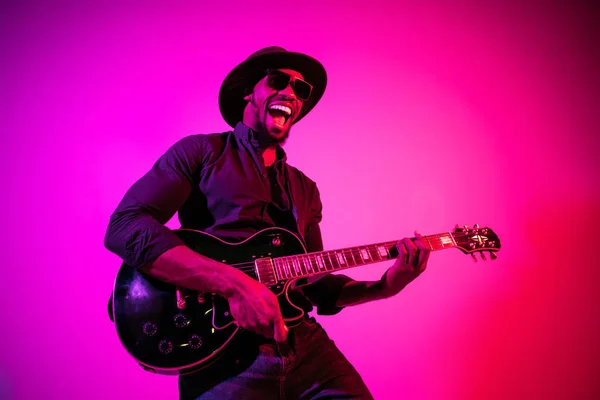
[104,135,206,269]
[301,183,354,316]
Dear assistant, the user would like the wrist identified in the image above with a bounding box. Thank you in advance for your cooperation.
[378,274,396,299]
[378,271,391,298]
[217,265,252,299]
[380,269,413,298]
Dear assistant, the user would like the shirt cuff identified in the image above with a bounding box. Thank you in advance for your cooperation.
[301,273,354,316]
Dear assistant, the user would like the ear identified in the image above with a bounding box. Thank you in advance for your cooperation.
[243,86,253,102]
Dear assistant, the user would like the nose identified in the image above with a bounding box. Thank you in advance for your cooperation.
[278,82,297,99]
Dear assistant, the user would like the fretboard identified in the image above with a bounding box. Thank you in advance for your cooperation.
[272,232,456,281]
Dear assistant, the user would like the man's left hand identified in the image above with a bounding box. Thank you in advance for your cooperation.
[381,231,431,297]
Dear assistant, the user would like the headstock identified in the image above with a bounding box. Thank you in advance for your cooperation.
[451,224,501,262]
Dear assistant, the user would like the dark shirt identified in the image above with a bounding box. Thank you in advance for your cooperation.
[104,122,352,315]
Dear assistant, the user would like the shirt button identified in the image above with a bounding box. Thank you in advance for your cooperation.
[262,173,267,178]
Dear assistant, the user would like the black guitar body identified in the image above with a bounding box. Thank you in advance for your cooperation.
[112,227,307,375]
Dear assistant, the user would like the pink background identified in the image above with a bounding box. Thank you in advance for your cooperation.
[2,1,599,399]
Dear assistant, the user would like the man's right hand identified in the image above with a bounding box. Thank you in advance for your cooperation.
[141,245,289,342]
[227,277,288,342]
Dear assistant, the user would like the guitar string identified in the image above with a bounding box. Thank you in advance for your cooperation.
[230,235,483,270]
[234,247,437,274]
[229,232,495,275]
[231,233,490,264]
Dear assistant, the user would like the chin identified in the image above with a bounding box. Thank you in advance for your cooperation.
[267,127,290,144]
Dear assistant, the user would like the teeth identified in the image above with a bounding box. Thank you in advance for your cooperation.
[269,104,292,116]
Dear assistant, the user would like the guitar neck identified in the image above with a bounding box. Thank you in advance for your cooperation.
[272,232,457,281]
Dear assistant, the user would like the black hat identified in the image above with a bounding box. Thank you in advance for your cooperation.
[218,46,327,128]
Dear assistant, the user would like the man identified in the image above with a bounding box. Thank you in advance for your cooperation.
[104,46,430,399]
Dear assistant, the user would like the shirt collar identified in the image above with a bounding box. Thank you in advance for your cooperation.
[233,122,288,164]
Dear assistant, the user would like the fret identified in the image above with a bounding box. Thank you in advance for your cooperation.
[306,255,313,273]
[424,235,434,250]
[305,255,314,273]
[315,254,326,271]
[302,255,310,274]
[292,258,302,276]
[344,249,353,266]
[312,254,320,272]
[326,252,336,271]
[376,246,384,258]
[282,260,290,280]
[359,246,371,263]
[339,250,348,266]
[426,236,438,250]
[426,237,437,249]
[273,259,281,280]
[299,257,307,275]
[334,252,344,267]
[304,255,314,274]
[377,244,390,258]
[331,252,341,269]
[427,234,453,250]
[320,251,331,271]
[351,249,358,266]
[347,249,358,266]
[297,256,307,275]
[356,248,364,263]
[367,245,380,262]
[278,260,290,279]
[322,252,331,271]
[282,259,291,279]
[440,234,455,248]
[343,249,353,266]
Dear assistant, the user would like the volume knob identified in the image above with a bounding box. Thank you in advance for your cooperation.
[174,313,189,328]
[143,322,157,336]
[188,334,203,350]
[158,339,173,355]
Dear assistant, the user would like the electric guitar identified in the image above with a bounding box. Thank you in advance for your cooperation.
[111,224,500,375]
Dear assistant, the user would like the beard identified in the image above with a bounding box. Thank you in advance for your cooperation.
[251,105,291,147]
[256,120,290,146]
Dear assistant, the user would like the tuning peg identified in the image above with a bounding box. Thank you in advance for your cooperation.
[474,223,480,229]
[479,251,487,261]
[489,252,497,260]
[471,253,478,262]
[463,224,470,233]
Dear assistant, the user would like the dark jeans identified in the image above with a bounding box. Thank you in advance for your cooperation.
[179,317,373,399]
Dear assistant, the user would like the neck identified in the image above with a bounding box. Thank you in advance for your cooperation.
[240,119,282,165]
[262,147,277,167]
[272,232,458,281]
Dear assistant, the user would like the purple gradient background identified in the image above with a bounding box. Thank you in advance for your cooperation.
[2,1,599,399]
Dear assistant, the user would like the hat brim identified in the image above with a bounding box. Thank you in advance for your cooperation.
[219,51,327,128]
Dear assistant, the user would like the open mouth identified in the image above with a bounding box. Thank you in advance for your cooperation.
[268,104,292,128]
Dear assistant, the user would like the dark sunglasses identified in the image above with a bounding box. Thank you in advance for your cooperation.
[264,69,313,101]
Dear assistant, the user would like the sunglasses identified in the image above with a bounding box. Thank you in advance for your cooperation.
[264,69,313,101]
